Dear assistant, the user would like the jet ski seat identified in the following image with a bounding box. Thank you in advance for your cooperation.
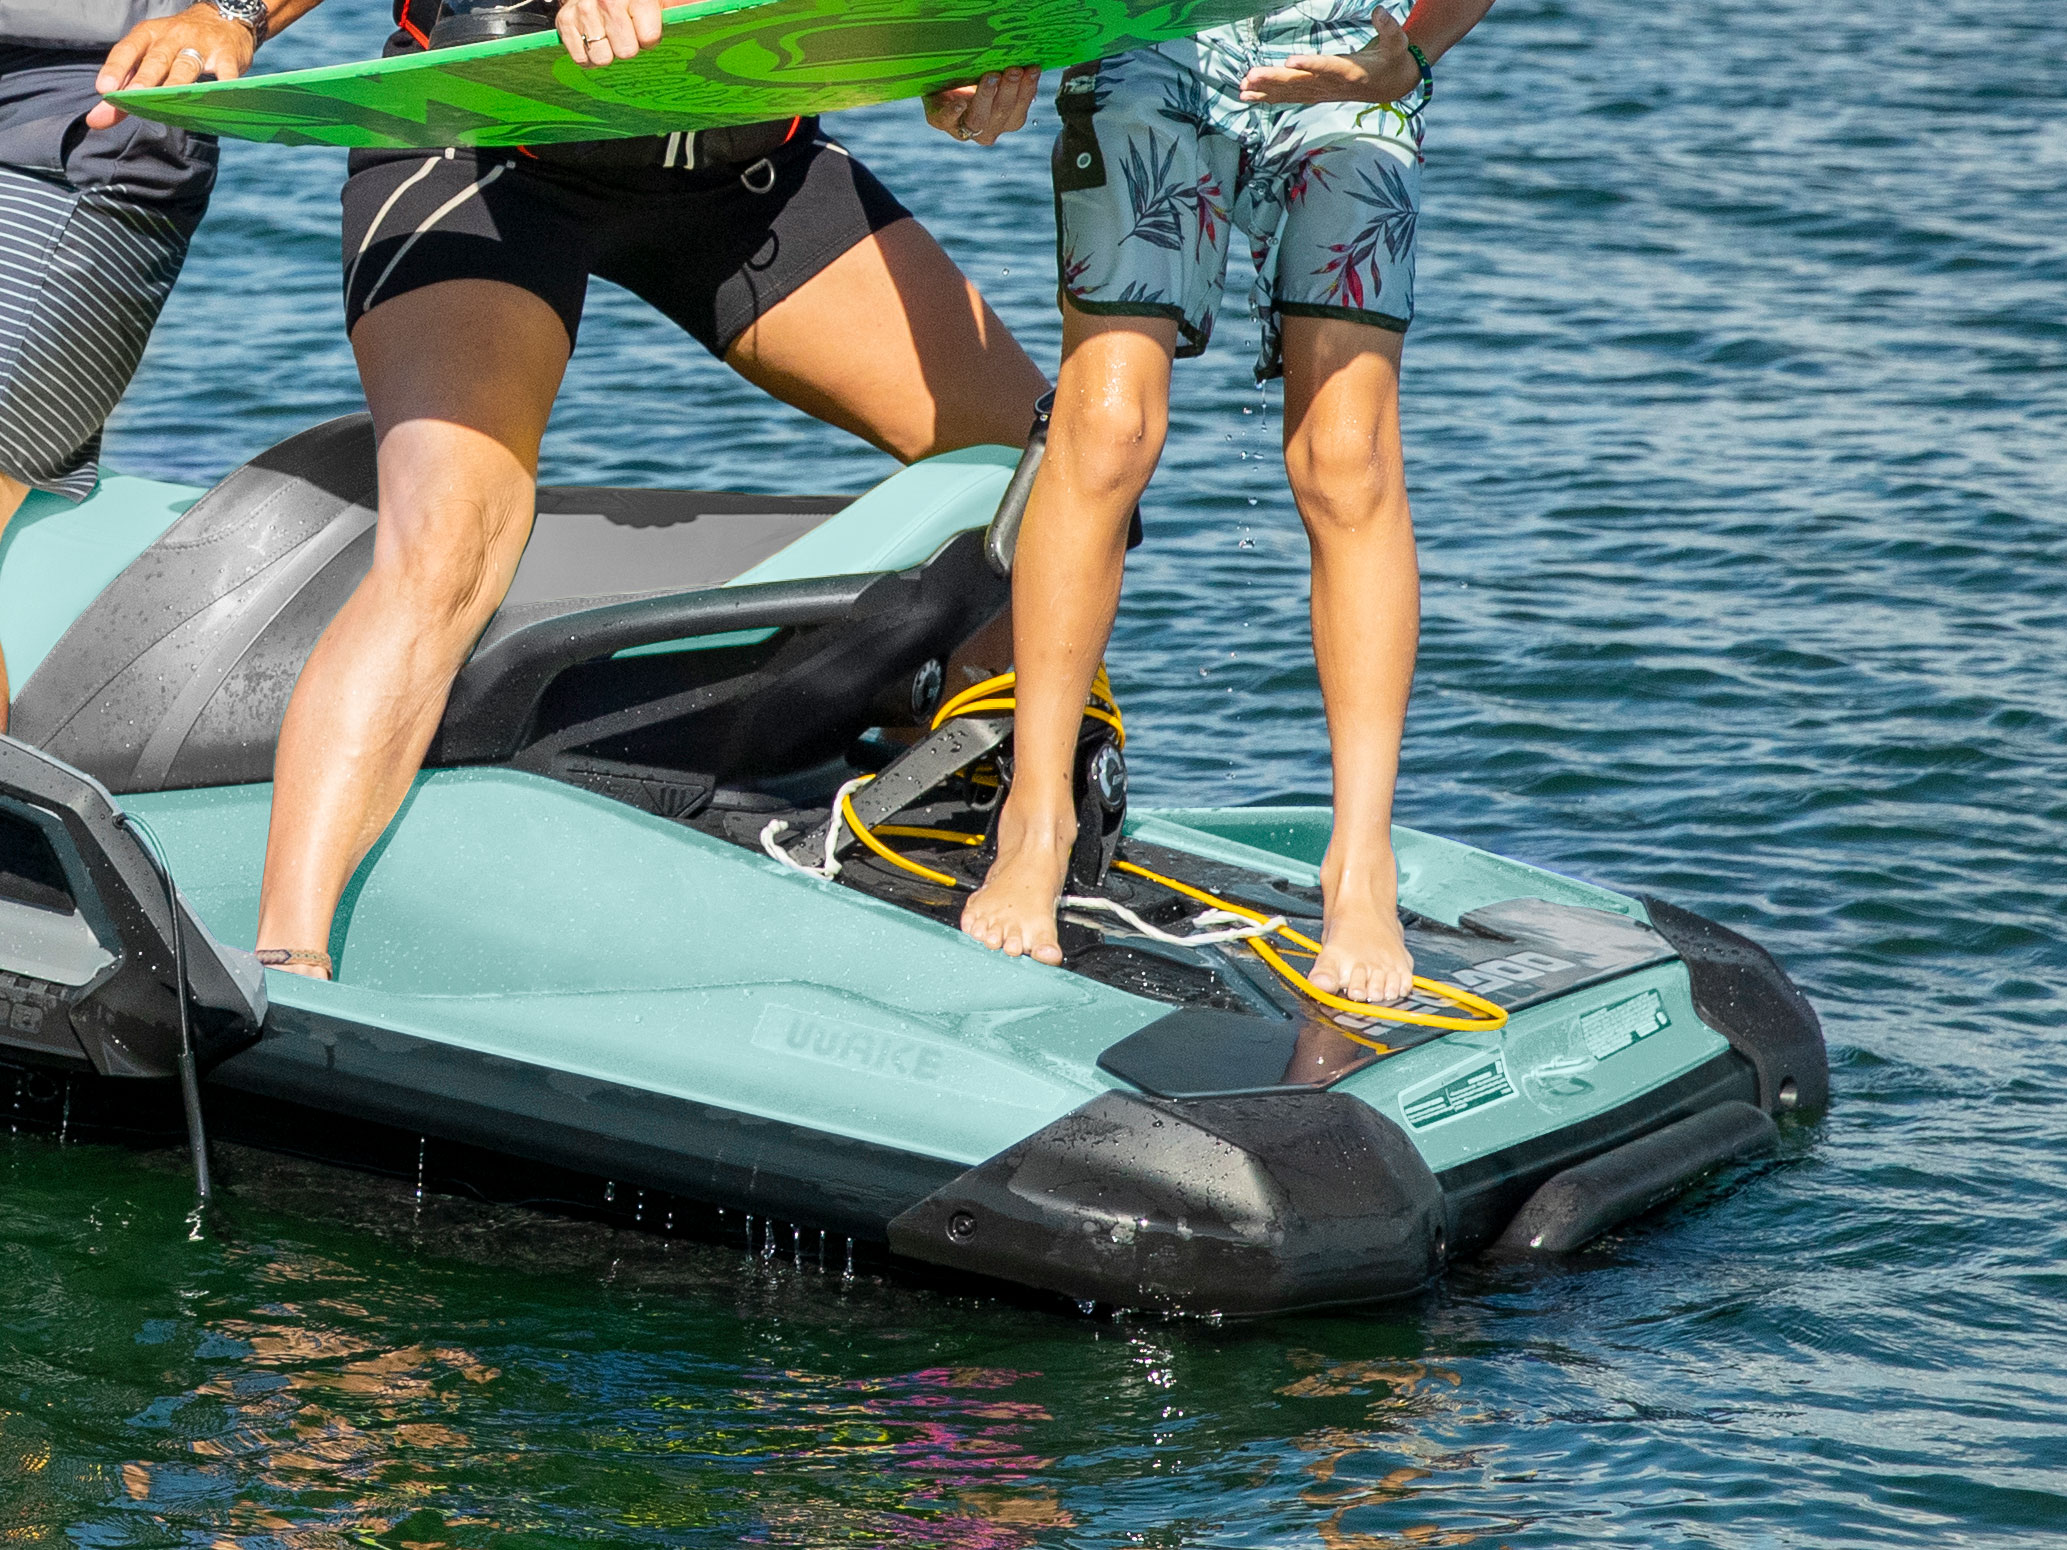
[9,415,1011,799]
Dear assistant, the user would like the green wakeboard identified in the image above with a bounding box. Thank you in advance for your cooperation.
[110,0,1259,148]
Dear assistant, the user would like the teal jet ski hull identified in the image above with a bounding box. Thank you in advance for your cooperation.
[0,417,1826,1314]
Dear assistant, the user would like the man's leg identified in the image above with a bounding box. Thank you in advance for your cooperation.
[960,307,1177,963]
[254,280,569,973]
[1279,314,1418,1004]
[725,215,1050,687]
[724,217,1049,462]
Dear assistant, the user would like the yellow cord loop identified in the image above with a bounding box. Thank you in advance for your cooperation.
[932,667,1125,746]
[1109,860,1509,1041]
[839,778,962,890]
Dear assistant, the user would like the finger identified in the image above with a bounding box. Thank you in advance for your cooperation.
[129,37,190,91]
[961,70,1003,136]
[555,4,587,62]
[96,29,151,94]
[923,85,973,136]
[1240,65,1312,94]
[569,0,613,65]
[997,67,1040,133]
[83,100,125,129]
[209,36,251,81]
[631,0,663,46]
[164,45,207,86]
[602,0,641,60]
[973,67,1024,144]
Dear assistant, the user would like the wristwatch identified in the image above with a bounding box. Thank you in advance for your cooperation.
[210,0,270,47]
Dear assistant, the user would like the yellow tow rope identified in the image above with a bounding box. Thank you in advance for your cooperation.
[834,669,1507,1040]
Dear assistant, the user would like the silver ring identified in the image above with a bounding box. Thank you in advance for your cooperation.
[176,46,205,63]
[951,123,976,141]
[580,33,605,44]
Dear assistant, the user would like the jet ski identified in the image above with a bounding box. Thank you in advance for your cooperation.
[0,413,1827,1315]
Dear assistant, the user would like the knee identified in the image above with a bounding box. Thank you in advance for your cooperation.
[1051,390,1166,504]
[371,490,528,638]
[1285,424,1402,538]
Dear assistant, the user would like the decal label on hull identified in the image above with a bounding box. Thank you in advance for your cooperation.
[1579,989,1669,1060]
[1401,1057,1516,1130]
[753,1004,945,1085]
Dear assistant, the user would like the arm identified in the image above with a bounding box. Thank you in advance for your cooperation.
[88,0,329,128]
[1240,0,1497,107]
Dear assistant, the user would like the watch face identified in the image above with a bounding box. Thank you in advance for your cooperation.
[217,0,268,29]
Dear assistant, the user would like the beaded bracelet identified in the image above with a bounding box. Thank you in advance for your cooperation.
[1404,39,1434,108]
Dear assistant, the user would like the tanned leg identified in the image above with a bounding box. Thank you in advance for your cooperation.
[1279,314,1418,1004]
[726,215,1051,690]
[725,217,1049,461]
[959,307,1177,963]
[0,472,27,733]
[254,280,569,976]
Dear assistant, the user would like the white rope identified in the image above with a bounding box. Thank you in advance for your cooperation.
[759,777,872,881]
[761,780,1282,951]
[1060,895,1284,947]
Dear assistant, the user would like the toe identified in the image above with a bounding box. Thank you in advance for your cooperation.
[1033,938,1064,967]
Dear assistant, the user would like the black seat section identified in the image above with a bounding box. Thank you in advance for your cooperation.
[10,415,1000,796]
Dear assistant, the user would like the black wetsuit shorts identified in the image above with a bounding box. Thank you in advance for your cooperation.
[339,121,911,356]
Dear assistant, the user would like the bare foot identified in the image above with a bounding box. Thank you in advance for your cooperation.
[960,804,1074,965]
[1309,851,1413,1004]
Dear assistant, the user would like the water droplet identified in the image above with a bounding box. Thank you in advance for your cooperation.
[1077,1299,1096,1316]
[818,1229,827,1271]
[792,1225,802,1267]
[604,1179,615,1204]
[843,1237,855,1284]
[415,1137,426,1203]
[745,1213,755,1255]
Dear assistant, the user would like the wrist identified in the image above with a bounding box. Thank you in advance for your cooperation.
[1399,24,1443,66]
[203,0,269,47]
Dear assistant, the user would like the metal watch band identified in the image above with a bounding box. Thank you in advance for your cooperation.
[212,0,270,46]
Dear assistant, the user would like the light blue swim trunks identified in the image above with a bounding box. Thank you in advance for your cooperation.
[1052,0,1425,380]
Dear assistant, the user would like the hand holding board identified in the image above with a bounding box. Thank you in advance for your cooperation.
[110,0,1264,148]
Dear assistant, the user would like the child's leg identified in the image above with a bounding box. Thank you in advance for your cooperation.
[1279,313,1418,1003]
[961,306,1178,963]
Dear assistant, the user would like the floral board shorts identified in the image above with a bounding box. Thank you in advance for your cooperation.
[1052,0,1424,380]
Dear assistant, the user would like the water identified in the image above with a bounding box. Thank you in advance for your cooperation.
[15,0,2060,1541]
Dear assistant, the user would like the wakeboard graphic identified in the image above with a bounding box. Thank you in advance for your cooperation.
[111,0,1265,148]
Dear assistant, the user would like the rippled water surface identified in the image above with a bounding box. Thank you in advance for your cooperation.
[10,0,2062,1542]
